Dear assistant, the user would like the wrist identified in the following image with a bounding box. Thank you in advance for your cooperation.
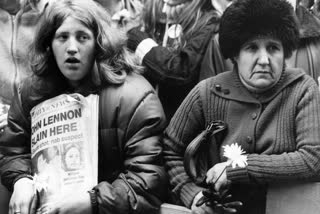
[14,175,34,187]
[135,38,158,64]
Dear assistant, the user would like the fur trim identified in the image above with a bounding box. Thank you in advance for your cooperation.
[219,0,299,59]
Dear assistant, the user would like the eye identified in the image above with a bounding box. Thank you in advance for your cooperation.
[267,44,280,52]
[244,43,258,52]
[77,34,90,42]
[55,33,68,41]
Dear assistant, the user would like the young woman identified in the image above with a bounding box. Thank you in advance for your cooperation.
[163,0,320,213]
[0,0,167,214]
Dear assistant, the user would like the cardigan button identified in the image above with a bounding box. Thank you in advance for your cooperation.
[251,113,257,120]
[215,84,222,91]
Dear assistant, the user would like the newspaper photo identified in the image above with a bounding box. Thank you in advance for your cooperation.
[30,93,99,210]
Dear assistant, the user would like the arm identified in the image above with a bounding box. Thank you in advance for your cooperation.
[95,90,168,214]
[127,17,218,85]
[163,83,206,208]
[226,78,320,184]
[0,84,32,190]
[0,80,36,214]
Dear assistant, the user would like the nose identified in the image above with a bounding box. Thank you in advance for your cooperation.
[67,37,78,55]
[257,49,269,65]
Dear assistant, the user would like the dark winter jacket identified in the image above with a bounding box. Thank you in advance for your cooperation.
[141,14,220,119]
[0,72,168,214]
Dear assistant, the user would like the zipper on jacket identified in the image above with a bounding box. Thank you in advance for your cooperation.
[10,13,20,100]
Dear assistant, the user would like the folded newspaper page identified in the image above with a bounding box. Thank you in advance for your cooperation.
[30,93,99,210]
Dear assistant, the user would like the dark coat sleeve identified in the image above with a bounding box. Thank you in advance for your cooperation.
[94,74,168,214]
[142,17,219,86]
[0,80,32,191]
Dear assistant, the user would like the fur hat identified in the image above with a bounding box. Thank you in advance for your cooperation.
[219,0,299,59]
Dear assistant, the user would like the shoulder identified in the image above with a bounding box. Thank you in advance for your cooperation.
[118,72,156,102]
[99,72,157,109]
[198,71,234,88]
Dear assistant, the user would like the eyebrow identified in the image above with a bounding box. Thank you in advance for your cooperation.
[55,30,92,35]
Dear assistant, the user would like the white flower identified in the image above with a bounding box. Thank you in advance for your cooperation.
[223,143,248,168]
[33,174,48,193]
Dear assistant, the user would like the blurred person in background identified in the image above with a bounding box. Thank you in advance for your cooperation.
[126,0,224,119]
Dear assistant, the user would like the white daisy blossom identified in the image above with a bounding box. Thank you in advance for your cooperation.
[223,143,248,168]
[33,174,48,193]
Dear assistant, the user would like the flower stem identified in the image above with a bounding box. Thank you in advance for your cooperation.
[213,166,227,185]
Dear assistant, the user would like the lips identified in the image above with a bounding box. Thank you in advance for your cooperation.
[65,57,80,63]
[250,70,273,78]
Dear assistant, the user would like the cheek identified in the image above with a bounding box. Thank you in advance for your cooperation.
[85,44,96,62]
[237,56,253,77]
[271,55,285,73]
[51,43,63,62]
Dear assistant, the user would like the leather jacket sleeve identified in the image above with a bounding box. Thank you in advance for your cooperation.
[0,80,32,191]
[142,15,219,86]
[94,75,168,214]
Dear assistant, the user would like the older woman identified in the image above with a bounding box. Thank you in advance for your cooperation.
[163,0,320,213]
[0,0,167,214]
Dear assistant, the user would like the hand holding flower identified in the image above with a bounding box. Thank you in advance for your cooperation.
[206,162,230,192]
[196,143,247,213]
[206,143,247,191]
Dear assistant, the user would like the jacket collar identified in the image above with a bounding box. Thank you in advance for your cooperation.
[210,68,305,104]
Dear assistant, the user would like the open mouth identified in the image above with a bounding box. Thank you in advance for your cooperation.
[65,57,80,63]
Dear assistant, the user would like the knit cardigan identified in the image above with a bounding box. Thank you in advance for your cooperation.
[163,68,320,213]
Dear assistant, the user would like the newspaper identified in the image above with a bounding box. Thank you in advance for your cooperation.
[0,98,10,115]
[30,93,99,209]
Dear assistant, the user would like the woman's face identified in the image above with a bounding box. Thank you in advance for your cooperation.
[162,0,189,23]
[65,147,81,170]
[235,37,285,93]
[51,17,96,88]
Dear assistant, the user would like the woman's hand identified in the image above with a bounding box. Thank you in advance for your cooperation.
[9,178,37,214]
[43,191,91,214]
[191,192,216,214]
[206,162,230,192]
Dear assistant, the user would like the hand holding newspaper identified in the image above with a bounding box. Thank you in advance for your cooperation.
[30,93,99,211]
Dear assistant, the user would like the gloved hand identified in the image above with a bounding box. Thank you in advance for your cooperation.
[196,187,242,214]
[127,27,150,52]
